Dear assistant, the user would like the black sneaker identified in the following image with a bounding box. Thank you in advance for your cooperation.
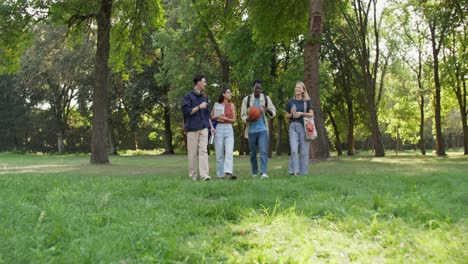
[225,173,237,180]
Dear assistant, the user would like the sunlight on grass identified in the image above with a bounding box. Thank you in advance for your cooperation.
[370,158,428,164]
[119,149,166,156]
[0,164,74,175]
[184,204,467,263]
[227,212,385,263]
[0,152,466,262]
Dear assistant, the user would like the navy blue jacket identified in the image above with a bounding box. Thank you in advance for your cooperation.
[181,90,211,132]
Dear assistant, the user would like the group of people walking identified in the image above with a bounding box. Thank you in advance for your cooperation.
[181,74,315,181]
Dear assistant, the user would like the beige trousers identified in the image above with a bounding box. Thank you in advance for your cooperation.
[186,128,209,180]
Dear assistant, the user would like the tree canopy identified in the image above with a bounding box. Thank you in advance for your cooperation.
[0,0,466,156]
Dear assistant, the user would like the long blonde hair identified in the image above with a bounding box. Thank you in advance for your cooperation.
[295,81,310,101]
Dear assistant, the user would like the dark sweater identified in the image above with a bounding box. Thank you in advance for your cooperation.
[181,90,211,132]
[285,99,313,125]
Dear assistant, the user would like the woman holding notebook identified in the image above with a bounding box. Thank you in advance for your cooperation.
[211,88,237,179]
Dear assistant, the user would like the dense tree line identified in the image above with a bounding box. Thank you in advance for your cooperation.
[0,0,466,160]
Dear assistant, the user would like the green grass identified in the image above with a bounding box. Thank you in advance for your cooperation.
[0,152,466,263]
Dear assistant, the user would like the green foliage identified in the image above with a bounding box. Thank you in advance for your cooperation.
[0,75,27,150]
[0,0,36,73]
[246,0,308,44]
[382,61,421,145]
[0,0,466,154]
[0,0,165,75]
[0,153,466,262]
[15,25,95,152]
[66,109,92,152]
[110,0,165,74]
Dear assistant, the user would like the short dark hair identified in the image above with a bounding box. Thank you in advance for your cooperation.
[193,74,205,85]
[253,79,262,86]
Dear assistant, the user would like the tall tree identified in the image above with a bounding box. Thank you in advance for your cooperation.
[90,0,113,163]
[189,0,245,86]
[19,25,94,153]
[0,0,164,163]
[343,0,386,157]
[382,60,421,154]
[246,0,331,159]
[417,0,457,156]
[397,2,431,155]
[303,0,331,159]
[442,3,467,154]
[0,75,27,151]
[324,9,363,156]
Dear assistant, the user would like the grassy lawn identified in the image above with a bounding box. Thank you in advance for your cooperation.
[0,152,466,263]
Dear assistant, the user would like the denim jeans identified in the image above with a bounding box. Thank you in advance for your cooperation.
[214,124,234,178]
[288,122,310,175]
[248,130,268,175]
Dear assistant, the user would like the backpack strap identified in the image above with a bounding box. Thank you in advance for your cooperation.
[247,94,269,108]
[248,94,269,107]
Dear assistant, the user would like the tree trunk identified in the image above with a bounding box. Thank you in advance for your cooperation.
[91,0,112,164]
[57,131,65,153]
[268,118,273,158]
[353,0,385,157]
[346,94,355,155]
[24,130,29,152]
[364,49,385,157]
[107,124,118,155]
[268,45,278,158]
[368,92,385,157]
[327,110,342,155]
[429,25,446,156]
[361,34,385,157]
[395,125,400,156]
[457,88,468,155]
[13,134,19,151]
[464,125,468,155]
[163,104,174,154]
[133,131,138,150]
[416,44,426,156]
[55,110,65,153]
[51,81,66,154]
[205,25,230,85]
[240,137,248,156]
[221,60,230,86]
[239,124,248,155]
[418,94,426,155]
[275,116,283,155]
[453,51,467,154]
[303,0,330,160]
[459,96,468,154]
[275,46,289,156]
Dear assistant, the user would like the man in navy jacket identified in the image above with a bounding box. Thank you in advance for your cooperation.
[181,74,215,181]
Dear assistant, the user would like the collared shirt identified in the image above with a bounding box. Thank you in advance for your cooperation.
[181,90,211,132]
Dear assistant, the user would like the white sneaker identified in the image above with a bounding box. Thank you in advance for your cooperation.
[252,174,258,178]
[201,176,211,181]
[261,173,269,179]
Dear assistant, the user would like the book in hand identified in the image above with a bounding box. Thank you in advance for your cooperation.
[213,102,224,117]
